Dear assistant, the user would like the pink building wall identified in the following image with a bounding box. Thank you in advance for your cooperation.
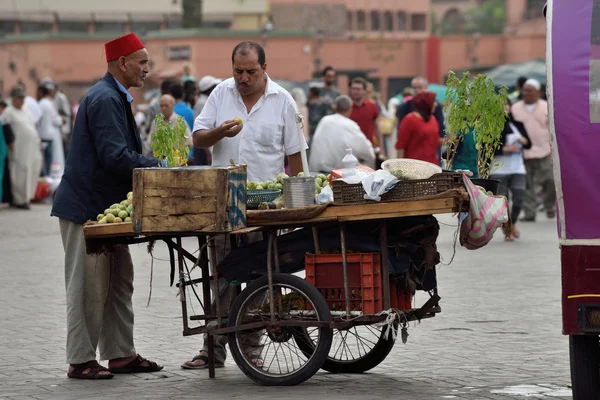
[0,32,546,103]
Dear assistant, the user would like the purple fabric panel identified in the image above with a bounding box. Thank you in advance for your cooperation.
[552,0,600,239]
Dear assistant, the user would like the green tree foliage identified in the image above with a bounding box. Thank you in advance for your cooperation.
[463,0,506,35]
[444,71,508,179]
[182,0,202,29]
[150,115,190,167]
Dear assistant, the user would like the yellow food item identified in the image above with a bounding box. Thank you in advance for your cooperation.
[233,117,243,126]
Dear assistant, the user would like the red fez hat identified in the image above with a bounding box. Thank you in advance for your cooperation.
[104,33,145,62]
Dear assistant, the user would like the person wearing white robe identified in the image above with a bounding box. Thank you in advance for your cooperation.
[37,85,65,176]
[0,87,42,209]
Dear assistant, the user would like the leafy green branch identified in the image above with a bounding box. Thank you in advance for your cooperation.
[444,71,508,179]
[150,114,190,168]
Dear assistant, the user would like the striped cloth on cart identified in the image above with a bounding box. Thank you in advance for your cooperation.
[459,173,509,250]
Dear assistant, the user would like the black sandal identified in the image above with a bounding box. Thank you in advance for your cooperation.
[109,355,163,374]
[180,354,224,370]
[68,361,114,380]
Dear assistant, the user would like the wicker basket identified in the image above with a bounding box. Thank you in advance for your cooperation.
[247,189,281,209]
[332,172,463,205]
[381,158,442,180]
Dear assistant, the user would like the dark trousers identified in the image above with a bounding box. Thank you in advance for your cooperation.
[41,140,53,176]
[490,173,527,223]
[522,156,556,219]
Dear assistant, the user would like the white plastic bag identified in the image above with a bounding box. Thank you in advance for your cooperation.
[362,170,399,201]
[339,170,370,185]
[317,185,334,204]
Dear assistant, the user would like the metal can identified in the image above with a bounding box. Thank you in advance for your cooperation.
[283,176,315,208]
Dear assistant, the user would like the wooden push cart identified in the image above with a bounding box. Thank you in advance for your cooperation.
[83,164,469,385]
[84,181,466,386]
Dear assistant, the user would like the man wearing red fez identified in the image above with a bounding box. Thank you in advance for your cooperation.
[51,33,162,379]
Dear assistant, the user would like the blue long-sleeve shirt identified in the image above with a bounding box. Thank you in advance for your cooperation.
[52,72,157,224]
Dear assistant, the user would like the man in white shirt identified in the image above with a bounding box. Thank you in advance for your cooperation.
[192,41,307,182]
[182,41,308,371]
[309,95,375,173]
[37,84,64,176]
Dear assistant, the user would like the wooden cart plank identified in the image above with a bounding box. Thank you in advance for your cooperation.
[139,214,219,233]
[143,168,220,191]
[83,222,134,238]
[248,198,459,227]
[142,197,217,216]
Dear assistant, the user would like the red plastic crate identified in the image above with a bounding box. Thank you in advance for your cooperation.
[390,279,413,310]
[305,253,383,314]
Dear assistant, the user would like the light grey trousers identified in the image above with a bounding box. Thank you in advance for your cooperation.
[60,219,137,364]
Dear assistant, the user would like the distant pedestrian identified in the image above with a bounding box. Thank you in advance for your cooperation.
[349,77,382,151]
[508,76,528,104]
[396,76,446,165]
[171,84,194,130]
[145,80,173,136]
[0,87,43,210]
[307,87,331,140]
[291,88,309,142]
[395,91,440,165]
[321,66,342,106]
[37,84,64,176]
[511,78,556,221]
[490,98,532,240]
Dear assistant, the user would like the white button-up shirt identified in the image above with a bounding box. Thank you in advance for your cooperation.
[309,113,375,173]
[193,76,308,182]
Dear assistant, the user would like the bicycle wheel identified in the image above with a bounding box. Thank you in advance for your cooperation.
[294,322,397,373]
[227,274,333,386]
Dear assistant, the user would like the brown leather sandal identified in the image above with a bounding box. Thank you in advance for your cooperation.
[68,360,114,380]
[108,355,163,374]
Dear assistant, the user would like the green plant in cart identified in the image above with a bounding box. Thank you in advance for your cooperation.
[444,71,508,179]
[150,114,190,167]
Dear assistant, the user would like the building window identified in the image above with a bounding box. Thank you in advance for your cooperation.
[383,11,393,32]
[357,10,366,31]
[167,19,182,30]
[411,13,426,31]
[58,21,89,33]
[202,21,231,29]
[20,21,53,33]
[397,12,407,31]
[131,21,162,34]
[95,21,124,33]
[346,11,353,31]
[370,11,380,31]
[0,21,16,36]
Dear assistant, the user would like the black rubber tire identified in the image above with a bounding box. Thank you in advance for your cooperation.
[227,274,333,386]
[294,323,396,373]
[569,334,600,400]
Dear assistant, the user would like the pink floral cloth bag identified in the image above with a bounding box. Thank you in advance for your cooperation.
[460,174,511,250]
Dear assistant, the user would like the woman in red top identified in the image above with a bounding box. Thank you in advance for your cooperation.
[395,91,440,165]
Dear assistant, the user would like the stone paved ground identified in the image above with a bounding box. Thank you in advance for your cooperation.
[0,204,572,399]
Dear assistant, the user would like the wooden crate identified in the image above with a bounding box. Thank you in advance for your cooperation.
[132,165,247,234]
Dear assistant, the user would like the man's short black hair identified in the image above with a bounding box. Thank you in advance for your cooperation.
[322,66,334,76]
[309,87,320,96]
[37,85,50,97]
[517,76,528,87]
[170,84,184,100]
[0,100,6,109]
[161,80,174,94]
[232,41,266,66]
[183,80,196,92]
